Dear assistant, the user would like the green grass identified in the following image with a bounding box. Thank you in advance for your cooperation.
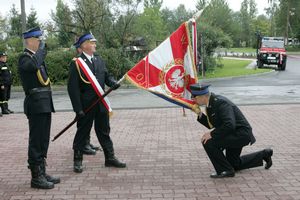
[202,59,272,79]
[226,48,256,53]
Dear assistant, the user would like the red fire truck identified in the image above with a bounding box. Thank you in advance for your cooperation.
[257,37,287,71]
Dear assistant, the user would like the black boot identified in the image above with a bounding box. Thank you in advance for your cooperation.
[82,144,96,155]
[6,103,13,113]
[74,150,83,173]
[89,143,101,151]
[104,149,126,168]
[29,165,54,189]
[41,160,60,184]
[263,148,273,169]
[2,103,9,114]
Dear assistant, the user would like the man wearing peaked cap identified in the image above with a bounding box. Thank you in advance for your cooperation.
[68,32,125,173]
[0,51,13,116]
[190,83,273,178]
[18,27,60,189]
[72,39,101,155]
[22,27,44,39]
[73,33,97,48]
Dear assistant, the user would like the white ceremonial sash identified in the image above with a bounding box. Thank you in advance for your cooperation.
[76,57,112,112]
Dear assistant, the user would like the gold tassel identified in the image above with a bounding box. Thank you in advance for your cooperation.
[36,70,50,86]
[75,60,91,84]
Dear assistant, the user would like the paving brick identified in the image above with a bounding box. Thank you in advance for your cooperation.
[1,105,300,199]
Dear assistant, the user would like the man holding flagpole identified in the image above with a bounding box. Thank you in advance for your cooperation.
[68,33,126,173]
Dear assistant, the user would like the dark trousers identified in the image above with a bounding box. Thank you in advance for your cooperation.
[27,113,51,165]
[73,104,113,152]
[203,134,264,174]
[0,84,11,104]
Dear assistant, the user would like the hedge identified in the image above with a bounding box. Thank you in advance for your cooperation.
[6,48,138,86]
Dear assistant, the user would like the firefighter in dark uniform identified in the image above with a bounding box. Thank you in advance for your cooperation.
[74,46,100,155]
[0,52,14,115]
[68,33,126,173]
[18,27,60,189]
[190,83,273,178]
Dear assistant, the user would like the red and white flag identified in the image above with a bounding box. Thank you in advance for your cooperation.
[125,22,199,111]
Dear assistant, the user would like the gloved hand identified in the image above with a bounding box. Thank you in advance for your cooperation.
[111,83,121,90]
[192,104,202,116]
[76,110,85,119]
[33,41,47,67]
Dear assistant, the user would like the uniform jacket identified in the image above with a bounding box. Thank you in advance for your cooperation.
[0,61,13,85]
[198,93,256,145]
[67,53,117,113]
[18,48,54,115]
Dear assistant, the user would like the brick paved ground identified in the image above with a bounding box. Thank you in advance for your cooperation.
[1,105,300,200]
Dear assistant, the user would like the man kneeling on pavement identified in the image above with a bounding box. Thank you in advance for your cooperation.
[190,83,273,178]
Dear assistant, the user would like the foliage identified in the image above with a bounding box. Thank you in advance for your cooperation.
[45,50,75,84]
[26,8,40,29]
[98,48,135,79]
[8,4,22,37]
[109,0,142,49]
[198,22,232,72]
[3,0,300,86]
[7,50,74,86]
[161,5,193,35]
[5,52,21,85]
[51,0,74,47]
[132,5,167,49]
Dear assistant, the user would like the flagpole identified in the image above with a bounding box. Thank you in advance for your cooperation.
[181,9,204,116]
[52,76,125,142]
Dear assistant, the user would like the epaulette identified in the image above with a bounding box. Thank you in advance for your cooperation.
[22,51,33,57]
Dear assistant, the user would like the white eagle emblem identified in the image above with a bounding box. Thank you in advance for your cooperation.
[168,69,184,90]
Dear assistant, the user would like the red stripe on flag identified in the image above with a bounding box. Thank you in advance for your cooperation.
[148,62,162,88]
[169,23,188,59]
[126,58,162,89]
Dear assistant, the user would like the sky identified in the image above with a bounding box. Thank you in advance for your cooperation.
[0,0,269,22]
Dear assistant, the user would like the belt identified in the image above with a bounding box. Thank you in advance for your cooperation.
[25,87,51,95]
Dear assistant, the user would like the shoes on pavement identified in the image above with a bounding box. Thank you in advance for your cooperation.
[82,144,96,155]
[263,148,273,169]
[210,170,235,178]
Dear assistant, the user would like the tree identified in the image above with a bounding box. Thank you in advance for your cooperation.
[251,14,270,42]
[0,13,7,40]
[144,0,162,9]
[8,4,22,37]
[275,0,300,43]
[26,7,40,29]
[109,0,142,49]
[265,0,278,36]
[196,0,207,10]
[72,0,111,33]
[239,0,257,47]
[199,0,235,37]
[132,0,167,49]
[161,4,193,35]
[51,0,74,47]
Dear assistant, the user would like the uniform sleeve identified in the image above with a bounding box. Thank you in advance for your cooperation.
[197,114,210,129]
[210,100,236,139]
[0,66,3,85]
[67,61,82,113]
[18,54,39,72]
